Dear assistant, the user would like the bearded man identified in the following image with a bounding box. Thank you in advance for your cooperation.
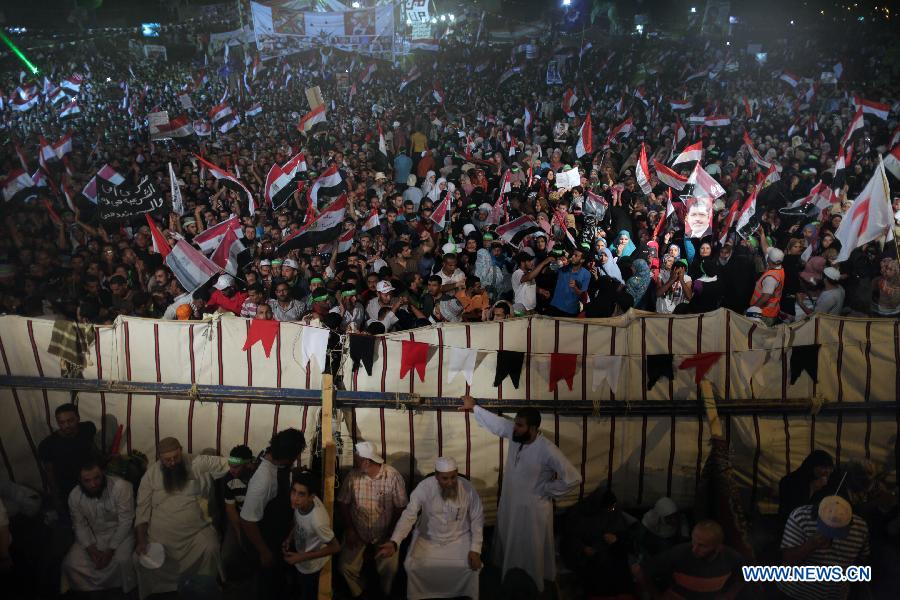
[62,459,136,594]
[133,437,229,599]
[377,456,484,599]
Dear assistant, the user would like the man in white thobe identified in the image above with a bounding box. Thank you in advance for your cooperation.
[133,437,229,599]
[63,460,136,593]
[377,456,484,599]
[461,395,581,592]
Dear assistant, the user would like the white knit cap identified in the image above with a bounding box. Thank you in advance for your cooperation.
[434,456,458,473]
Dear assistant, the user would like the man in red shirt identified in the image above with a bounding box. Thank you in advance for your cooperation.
[206,274,248,316]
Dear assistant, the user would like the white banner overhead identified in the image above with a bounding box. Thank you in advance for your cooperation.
[251,1,394,59]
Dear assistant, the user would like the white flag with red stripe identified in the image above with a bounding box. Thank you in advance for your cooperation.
[834,158,894,262]
[636,143,652,194]
[575,114,593,158]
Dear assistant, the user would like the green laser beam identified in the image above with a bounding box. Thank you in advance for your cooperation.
[0,30,40,75]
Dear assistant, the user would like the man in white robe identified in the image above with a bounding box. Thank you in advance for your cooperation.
[63,459,136,593]
[461,395,581,591]
[377,456,484,599]
[133,437,229,599]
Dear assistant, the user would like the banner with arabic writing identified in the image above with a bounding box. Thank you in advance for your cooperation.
[98,177,166,222]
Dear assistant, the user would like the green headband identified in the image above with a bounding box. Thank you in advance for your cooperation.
[312,293,329,302]
[309,277,324,284]
[228,456,251,466]
[483,233,495,240]
[340,289,357,298]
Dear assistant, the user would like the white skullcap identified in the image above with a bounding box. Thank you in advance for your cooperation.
[462,224,476,236]
[434,456,458,473]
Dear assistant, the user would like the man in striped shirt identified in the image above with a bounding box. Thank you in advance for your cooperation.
[778,495,870,600]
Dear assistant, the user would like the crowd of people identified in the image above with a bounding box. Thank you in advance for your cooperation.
[3,395,895,599]
[1,24,898,333]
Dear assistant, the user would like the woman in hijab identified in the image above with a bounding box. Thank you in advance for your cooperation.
[637,497,689,560]
[420,170,437,198]
[625,259,652,307]
[459,172,474,197]
[613,230,637,258]
[598,247,623,283]
[778,450,834,526]
[428,177,447,203]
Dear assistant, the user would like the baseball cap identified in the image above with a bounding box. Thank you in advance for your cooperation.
[823,267,841,281]
[259,259,272,267]
[214,274,235,290]
[282,259,299,270]
[375,280,395,294]
[355,441,384,464]
[817,495,852,539]
[766,247,785,264]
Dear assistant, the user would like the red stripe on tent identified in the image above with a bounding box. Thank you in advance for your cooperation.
[0,333,40,476]
[464,410,471,478]
[464,325,472,396]
[696,314,704,400]
[305,348,311,389]
[579,415,587,500]
[273,329,281,435]
[554,412,560,446]
[607,415,616,486]
[581,324,588,401]
[436,409,443,457]
[407,409,415,493]
[380,408,386,461]
[609,329,617,401]
[153,323,161,452]
[781,344,787,401]
[641,319,648,401]
[244,320,252,446]
[380,337,388,393]
[525,318,532,399]
[695,414,703,492]
[637,414,648,504]
[751,415,762,507]
[724,312,731,400]
[497,322,504,401]
[408,332,416,395]
[553,321,560,402]
[217,321,224,385]
[188,325,196,453]
[864,322,872,400]
[836,321,845,402]
[0,436,14,481]
[216,321,223,454]
[26,321,52,432]
[436,328,443,398]
[667,318,675,401]
[300,405,308,437]
[812,319,820,398]
[836,413,843,465]
[783,413,791,476]
[94,328,107,452]
[124,322,133,453]
[667,414,676,497]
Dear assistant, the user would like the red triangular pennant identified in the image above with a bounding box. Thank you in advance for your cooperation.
[549,352,578,392]
[242,319,280,358]
[678,352,723,383]
[400,340,429,382]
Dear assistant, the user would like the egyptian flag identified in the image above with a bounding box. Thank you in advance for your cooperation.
[672,140,703,166]
[633,86,649,106]
[787,180,833,210]
[298,104,327,134]
[194,154,256,213]
[606,117,633,146]
[670,98,692,111]
[309,164,345,208]
[575,114,593,158]
[360,210,380,232]
[636,143,652,194]
[562,88,578,117]
[61,74,83,93]
[348,82,357,102]
[742,96,753,118]
[167,240,221,292]
[853,96,890,121]
[2,170,36,202]
[146,214,171,258]
[759,164,780,186]
[523,105,533,131]
[488,170,511,225]
[687,162,726,200]
[193,215,244,254]
[154,115,194,139]
[735,186,759,238]
[265,152,307,209]
[246,102,263,117]
[831,147,851,196]
[39,136,58,164]
[59,98,81,120]
[48,86,67,105]
[12,91,38,112]
[432,81,445,105]
[742,132,771,169]
[778,71,800,87]
[498,66,522,85]
[704,115,731,127]
[361,62,377,84]
[653,160,688,191]
[82,165,125,203]
[718,199,740,246]
[674,117,687,146]
[377,124,388,157]
[53,133,73,159]
[279,194,348,253]
[884,144,900,182]
[211,227,247,276]
[613,94,624,114]
[839,107,865,150]
[431,190,451,230]
[193,120,212,137]
[209,102,232,123]
[496,215,541,246]
[399,65,421,92]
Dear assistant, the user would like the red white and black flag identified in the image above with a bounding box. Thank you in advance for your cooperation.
[209,102,233,123]
[653,160,688,191]
[606,117,633,146]
[265,152,308,209]
[211,226,247,276]
[279,194,349,252]
[839,107,865,150]
[575,114,593,158]
[496,215,542,246]
[194,154,256,213]
[82,165,125,203]
[1,169,36,202]
[431,191,451,230]
[308,164,345,208]
[298,104,326,134]
[167,240,221,292]
[61,74,83,93]
[399,65,421,92]
[562,87,578,117]
[193,215,244,254]
[361,62,377,84]
[59,99,81,120]
[636,143,652,194]
[672,140,703,166]
[742,132,771,169]
[853,96,890,121]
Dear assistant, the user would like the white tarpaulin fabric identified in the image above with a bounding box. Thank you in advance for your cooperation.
[0,312,896,523]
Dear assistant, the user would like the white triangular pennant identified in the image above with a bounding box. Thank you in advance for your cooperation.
[591,355,624,394]
[446,346,478,386]
[297,327,329,373]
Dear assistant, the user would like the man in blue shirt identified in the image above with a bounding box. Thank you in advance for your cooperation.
[548,248,591,317]
[393,148,413,186]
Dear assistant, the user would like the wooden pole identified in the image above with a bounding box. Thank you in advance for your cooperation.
[319,373,336,600]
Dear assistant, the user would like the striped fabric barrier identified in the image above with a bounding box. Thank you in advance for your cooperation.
[0,312,896,522]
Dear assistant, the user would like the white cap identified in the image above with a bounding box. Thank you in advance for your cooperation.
[823,267,841,281]
[214,274,235,290]
[259,259,271,267]
[462,224,476,236]
[478,203,492,213]
[375,280,394,294]
[434,456,458,473]
[355,441,383,464]
[441,242,457,255]
[282,258,299,270]
[654,496,679,517]
[767,247,785,264]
